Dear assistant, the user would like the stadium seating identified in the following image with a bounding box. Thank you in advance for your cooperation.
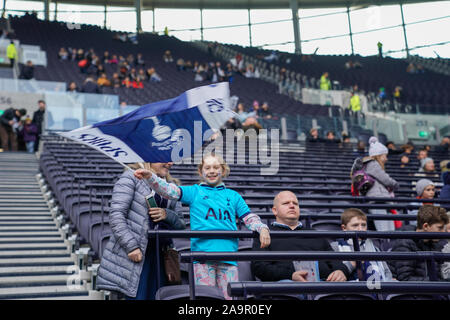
[222,43,450,111]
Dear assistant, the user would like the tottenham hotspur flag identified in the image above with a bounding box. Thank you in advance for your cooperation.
[58,82,233,164]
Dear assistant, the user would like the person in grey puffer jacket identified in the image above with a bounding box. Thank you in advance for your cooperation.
[96,162,185,300]
[364,137,399,231]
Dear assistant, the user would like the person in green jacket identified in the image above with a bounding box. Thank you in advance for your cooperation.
[320,72,331,90]
[349,92,362,124]
[7,41,17,67]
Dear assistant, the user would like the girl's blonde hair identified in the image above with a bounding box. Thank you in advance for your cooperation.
[364,155,385,171]
[128,162,180,185]
[197,153,230,179]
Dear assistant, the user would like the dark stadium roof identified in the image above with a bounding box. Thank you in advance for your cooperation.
[21,0,445,9]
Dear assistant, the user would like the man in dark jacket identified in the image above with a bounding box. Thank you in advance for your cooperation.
[389,205,448,281]
[32,100,53,152]
[251,191,349,282]
[0,107,26,151]
[19,60,34,79]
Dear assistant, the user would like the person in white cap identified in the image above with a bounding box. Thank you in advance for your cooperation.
[407,179,437,227]
[363,137,399,231]
[415,157,439,178]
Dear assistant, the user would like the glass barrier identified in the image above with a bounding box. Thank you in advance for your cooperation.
[0,78,66,93]
[45,91,119,131]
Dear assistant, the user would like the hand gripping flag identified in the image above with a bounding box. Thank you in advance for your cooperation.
[58,82,233,164]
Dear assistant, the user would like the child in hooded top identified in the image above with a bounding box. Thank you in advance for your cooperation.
[407,179,437,227]
[134,154,271,299]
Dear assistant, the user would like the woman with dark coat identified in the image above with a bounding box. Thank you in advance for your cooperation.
[96,162,185,300]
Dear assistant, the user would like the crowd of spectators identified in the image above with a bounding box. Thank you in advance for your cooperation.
[56,46,162,94]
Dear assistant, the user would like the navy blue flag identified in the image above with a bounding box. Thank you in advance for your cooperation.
[58,82,233,163]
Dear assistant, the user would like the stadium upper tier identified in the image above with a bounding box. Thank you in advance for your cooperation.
[224,43,450,109]
[10,14,334,118]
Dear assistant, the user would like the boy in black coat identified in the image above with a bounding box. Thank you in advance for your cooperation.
[251,191,349,282]
[389,205,448,281]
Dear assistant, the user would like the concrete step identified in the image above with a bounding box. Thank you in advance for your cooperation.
[0,274,74,288]
[0,225,58,230]
[0,231,62,237]
[0,284,89,300]
[0,200,47,205]
[0,216,53,221]
[0,250,70,258]
[0,207,50,214]
[0,257,74,267]
[0,243,68,250]
[0,237,63,244]
[0,265,71,276]
[0,222,55,227]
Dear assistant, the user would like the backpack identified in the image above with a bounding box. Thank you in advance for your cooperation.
[351,157,375,196]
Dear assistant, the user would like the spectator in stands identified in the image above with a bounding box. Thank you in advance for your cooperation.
[97,73,111,88]
[96,162,186,300]
[32,100,52,152]
[0,107,26,151]
[435,137,450,154]
[122,76,132,88]
[81,77,100,94]
[365,137,399,231]
[406,63,417,74]
[102,51,110,64]
[416,157,438,178]
[129,68,138,81]
[111,73,121,88]
[408,179,436,227]
[163,50,173,63]
[109,54,118,65]
[251,191,348,283]
[7,40,17,67]
[401,143,414,155]
[386,141,403,155]
[118,62,130,80]
[354,140,366,157]
[147,67,162,83]
[135,53,145,67]
[20,116,38,153]
[389,205,448,281]
[378,87,386,101]
[132,76,144,89]
[399,153,411,169]
[417,149,428,161]
[133,154,270,299]
[259,102,272,120]
[439,161,450,211]
[69,48,77,61]
[58,47,69,60]
[325,131,340,144]
[307,128,324,144]
[176,58,185,71]
[67,81,79,92]
[320,72,331,91]
[250,100,260,114]
[330,208,394,282]
[19,60,34,80]
[76,48,84,61]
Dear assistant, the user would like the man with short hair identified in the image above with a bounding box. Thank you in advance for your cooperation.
[390,205,449,281]
[32,100,53,152]
[0,107,26,151]
[251,191,349,282]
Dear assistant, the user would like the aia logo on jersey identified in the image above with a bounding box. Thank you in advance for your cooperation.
[205,208,231,222]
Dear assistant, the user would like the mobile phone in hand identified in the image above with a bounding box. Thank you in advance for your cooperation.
[145,195,158,209]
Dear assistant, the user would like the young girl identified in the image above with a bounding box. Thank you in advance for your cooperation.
[134,154,271,299]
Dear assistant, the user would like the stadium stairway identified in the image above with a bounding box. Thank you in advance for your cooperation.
[0,152,103,300]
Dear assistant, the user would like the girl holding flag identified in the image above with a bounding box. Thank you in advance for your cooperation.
[134,153,271,299]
